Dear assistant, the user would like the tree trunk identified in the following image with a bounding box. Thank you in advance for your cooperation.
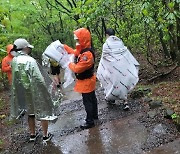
[175,1,180,64]
[157,28,170,58]
[101,18,106,38]
[154,11,170,58]
[168,24,177,61]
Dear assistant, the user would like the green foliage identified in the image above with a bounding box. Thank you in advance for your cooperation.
[0,138,4,150]
[141,0,179,62]
[171,113,178,119]
[0,0,179,63]
[171,113,180,124]
[0,47,9,90]
[0,139,3,145]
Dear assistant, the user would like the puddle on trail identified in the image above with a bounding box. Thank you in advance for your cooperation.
[47,114,148,154]
[47,83,149,154]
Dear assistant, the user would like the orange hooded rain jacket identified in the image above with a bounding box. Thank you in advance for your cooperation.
[1,44,14,84]
[64,28,96,93]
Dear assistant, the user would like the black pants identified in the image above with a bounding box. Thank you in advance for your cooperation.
[50,65,60,75]
[82,90,98,124]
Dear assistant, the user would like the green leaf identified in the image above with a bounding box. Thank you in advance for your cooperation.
[85,0,93,5]
[0,139,3,145]
[158,17,163,23]
[117,1,121,6]
[166,13,175,21]
[168,2,174,9]
[171,113,177,119]
[163,34,170,41]
[142,9,148,16]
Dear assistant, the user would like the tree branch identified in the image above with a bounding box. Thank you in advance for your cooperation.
[46,0,71,16]
[148,64,178,82]
[71,0,77,8]
[55,0,71,13]
[67,0,73,8]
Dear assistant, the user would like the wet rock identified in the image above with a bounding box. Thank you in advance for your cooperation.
[143,88,151,93]
[142,124,168,151]
[176,124,180,131]
[144,97,152,103]
[164,108,174,119]
[130,90,144,98]
[148,100,163,109]
[131,88,151,99]
[152,124,166,134]
[148,110,157,118]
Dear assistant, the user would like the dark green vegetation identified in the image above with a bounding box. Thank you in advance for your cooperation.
[0,0,179,151]
[0,0,179,63]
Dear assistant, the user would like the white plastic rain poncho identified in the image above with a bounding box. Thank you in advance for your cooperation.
[43,40,75,88]
[97,36,140,101]
[10,51,56,120]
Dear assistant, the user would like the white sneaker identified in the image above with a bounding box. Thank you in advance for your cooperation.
[43,133,53,142]
[123,102,130,111]
[29,133,39,142]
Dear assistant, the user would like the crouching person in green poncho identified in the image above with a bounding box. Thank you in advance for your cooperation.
[10,38,55,142]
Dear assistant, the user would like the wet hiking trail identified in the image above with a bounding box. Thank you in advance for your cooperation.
[1,86,180,154]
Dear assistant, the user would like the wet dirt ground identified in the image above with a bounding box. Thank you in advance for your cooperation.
[1,85,180,154]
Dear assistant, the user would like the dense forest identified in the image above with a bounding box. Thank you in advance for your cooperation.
[0,0,179,64]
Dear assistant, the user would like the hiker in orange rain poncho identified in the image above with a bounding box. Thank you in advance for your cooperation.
[1,44,16,84]
[64,28,98,129]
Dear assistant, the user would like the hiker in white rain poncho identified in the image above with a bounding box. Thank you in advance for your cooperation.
[97,28,140,110]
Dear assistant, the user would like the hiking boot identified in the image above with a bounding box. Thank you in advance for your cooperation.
[80,123,95,130]
[43,133,53,142]
[30,133,39,142]
[123,102,130,111]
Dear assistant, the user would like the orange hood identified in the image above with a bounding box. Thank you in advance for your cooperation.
[74,28,91,49]
[6,44,14,55]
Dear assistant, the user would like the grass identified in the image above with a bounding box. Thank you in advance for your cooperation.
[136,81,180,113]
[151,81,180,113]
[0,138,4,150]
[136,81,180,126]
[4,119,17,126]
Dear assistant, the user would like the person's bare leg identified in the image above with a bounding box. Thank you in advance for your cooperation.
[28,115,35,135]
[41,120,48,137]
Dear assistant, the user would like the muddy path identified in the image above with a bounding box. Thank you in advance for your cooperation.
[1,85,180,154]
